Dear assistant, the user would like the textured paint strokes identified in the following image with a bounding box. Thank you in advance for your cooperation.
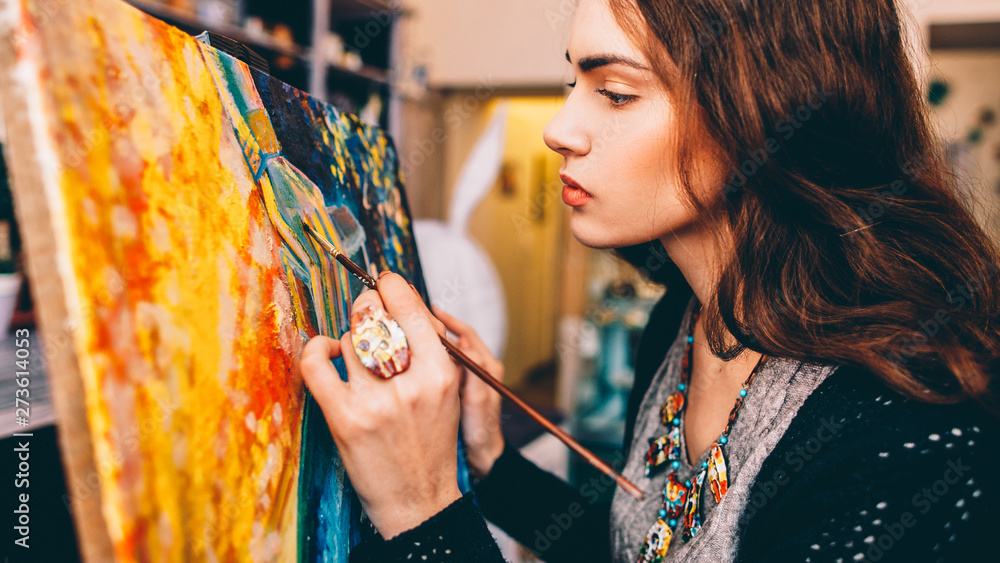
[202,49,471,560]
[201,50,364,560]
[200,49,356,340]
[3,0,467,561]
[5,0,304,560]
[243,67,475,557]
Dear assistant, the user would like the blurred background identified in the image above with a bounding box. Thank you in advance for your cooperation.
[1,1,999,561]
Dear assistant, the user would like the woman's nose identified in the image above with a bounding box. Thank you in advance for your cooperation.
[543,94,590,158]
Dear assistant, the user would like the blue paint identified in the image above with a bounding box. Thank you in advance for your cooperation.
[201,46,471,561]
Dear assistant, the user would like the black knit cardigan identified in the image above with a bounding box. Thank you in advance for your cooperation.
[349,288,999,562]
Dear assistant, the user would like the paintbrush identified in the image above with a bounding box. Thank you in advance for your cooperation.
[302,221,645,501]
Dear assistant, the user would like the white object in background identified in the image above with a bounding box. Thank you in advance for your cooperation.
[0,273,19,334]
[412,102,516,559]
[343,51,363,71]
[413,101,510,359]
[244,16,265,40]
[323,32,345,66]
[197,0,237,26]
[359,92,383,127]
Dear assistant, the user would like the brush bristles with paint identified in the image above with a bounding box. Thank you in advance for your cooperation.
[303,223,378,290]
[302,221,646,501]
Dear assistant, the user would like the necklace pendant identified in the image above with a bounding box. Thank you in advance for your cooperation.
[707,442,729,502]
[664,472,687,519]
[644,435,670,477]
[646,426,683,477]
[660,391,685,425]
[681,469,705,542]
[666,425,682,461]
[636,519,672,563]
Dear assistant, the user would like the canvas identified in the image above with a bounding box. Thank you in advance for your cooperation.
[0,0,466,560]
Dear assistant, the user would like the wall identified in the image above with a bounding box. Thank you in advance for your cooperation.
[432,97,570,390]
[900,0,1000,244]
[927,50,1000,244]
[405,0,574,89]
[902,0,1000,73]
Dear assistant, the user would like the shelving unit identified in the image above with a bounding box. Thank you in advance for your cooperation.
[125,0,398,128]
[126,0,304,59]
[329,0,396,19]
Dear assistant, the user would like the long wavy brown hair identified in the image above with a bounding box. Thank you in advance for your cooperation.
[610,0,1000,413]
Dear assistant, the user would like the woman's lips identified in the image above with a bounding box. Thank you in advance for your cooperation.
[560,174,593,207]
[562,184,593,207]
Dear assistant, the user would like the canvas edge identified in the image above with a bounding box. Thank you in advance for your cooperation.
[0,1,115,561]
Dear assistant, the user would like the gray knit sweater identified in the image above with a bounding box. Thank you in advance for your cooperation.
[351,291,998,562]
[610,294,840,562]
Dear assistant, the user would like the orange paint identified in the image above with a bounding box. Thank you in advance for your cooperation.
[9,0,307,560]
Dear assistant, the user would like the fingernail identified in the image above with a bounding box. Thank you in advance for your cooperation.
[409,283,420,296]
[379,270,392,279]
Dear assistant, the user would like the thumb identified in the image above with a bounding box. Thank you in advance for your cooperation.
[300,335,349,412]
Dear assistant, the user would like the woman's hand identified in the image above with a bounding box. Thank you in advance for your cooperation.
[300,273,461,539]
[432,305,506,480]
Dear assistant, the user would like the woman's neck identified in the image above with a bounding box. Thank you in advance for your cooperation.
[658,224,761,367]
[658,222,723,309]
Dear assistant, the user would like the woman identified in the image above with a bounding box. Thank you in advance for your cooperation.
[299,0,1000,560]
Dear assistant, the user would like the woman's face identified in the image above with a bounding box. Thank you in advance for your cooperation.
[544,0,723,249]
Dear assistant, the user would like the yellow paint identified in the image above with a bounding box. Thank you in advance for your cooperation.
[14,0,306,560]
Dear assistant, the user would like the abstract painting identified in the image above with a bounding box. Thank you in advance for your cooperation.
[0,0,465,560]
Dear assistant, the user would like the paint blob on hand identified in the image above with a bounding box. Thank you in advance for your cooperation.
[350,304,411,378]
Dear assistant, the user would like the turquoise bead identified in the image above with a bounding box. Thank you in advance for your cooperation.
[658,509,667,518]
[678,383,686,391]
[672,418,680,426]
[669,519,677,527]
[672,460,680,469]
[739,389,748,397]
[687,336,694,343]
[719,436,728,444]
[702,460,708,468]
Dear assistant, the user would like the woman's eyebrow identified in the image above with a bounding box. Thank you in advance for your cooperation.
[565,50,650,72]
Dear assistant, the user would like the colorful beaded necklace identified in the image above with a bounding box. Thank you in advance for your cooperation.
[637,303,768,562]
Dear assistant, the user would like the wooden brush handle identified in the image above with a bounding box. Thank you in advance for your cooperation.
[302,224,645,500]
[439,337,645,501]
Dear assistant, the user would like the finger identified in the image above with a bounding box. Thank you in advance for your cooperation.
[351,288,385,317]
[384,272,446,337]
[432,305,496,370]
[432,305,488,348]
[377,272,445,352]
[431,305,471,337]
[300,336,348,409]
[339,331,387,392]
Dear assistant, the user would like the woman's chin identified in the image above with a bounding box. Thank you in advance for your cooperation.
[569,217,640,250]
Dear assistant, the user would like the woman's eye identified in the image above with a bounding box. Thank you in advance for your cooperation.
[597,88,637,107]
[566,80,577,88]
